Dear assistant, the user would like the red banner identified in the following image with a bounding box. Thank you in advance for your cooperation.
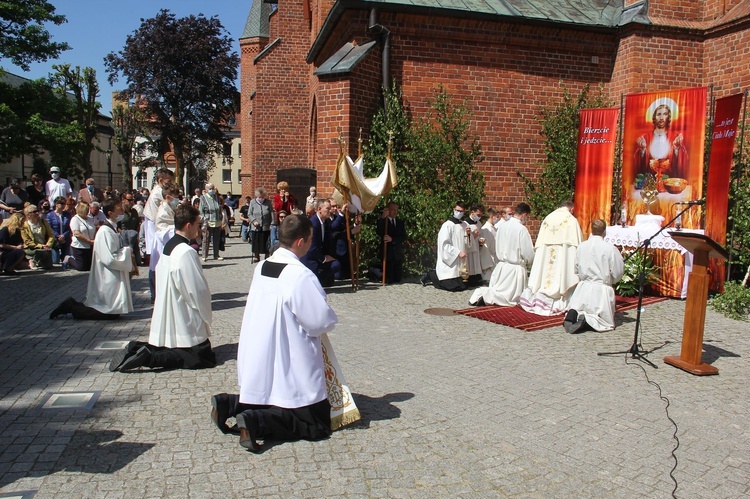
[706,93,743,288]
[573,108,619,237]
[622,87,707,228]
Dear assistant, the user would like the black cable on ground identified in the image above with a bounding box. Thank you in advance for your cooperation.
[624,349,680,498]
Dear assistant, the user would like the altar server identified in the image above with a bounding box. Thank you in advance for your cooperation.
[479,208,500,281]
[109,204,216,371]
[211,214,338,452]
[464,204,485,286]
[143,169,174,299]
[564,219,624,333]
[469,203,534,306]
[420,201,470,291]
[520,201,583,316]
[49,199,134,320]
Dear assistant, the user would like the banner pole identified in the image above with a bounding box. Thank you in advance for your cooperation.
[614,93,625,225]
[726,89,748,282]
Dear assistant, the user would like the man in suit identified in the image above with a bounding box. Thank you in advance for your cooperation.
[78,178,105,205]
[300,198,339,287]
[376,201,407,283]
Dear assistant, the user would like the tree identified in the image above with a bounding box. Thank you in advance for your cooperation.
[0,0,69,71]
[518,83,612,218]
[0,76,83,177]
[111,99,147,189]
[104,9,239,189]
[359,84,485,274]
[49,64,102,178]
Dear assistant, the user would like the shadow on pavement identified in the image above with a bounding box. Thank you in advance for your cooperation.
[52,429,155,475]
[212,342,238,364]
[343,392,415,430]
[702,341,741,364]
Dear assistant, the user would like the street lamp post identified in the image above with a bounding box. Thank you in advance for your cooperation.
[105,148,112,189]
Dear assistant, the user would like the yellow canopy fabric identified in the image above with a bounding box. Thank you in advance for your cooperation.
[331,151,397,213]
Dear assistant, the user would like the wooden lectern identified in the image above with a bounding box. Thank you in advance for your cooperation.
[664,232,729,375]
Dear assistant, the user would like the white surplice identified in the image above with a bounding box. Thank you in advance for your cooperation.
[149,202,175,272]
[520,207,583,316]
[465,221,482,278]
[435,219,468,281]
[142,184,163,255]
[148,236,212,347]
[470,217,534,306]
[237,248,338,408]
[566,235,624,331]
[85,222,133,314]
[479,220,497,281]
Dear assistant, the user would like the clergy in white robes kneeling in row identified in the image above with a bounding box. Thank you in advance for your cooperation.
[211,214,338,452]
[420,201,471,291]
[469,203,534,306]
[519,201,583,316]
[464,204,485,287]
[49,199,134,320]
[564,219,624,333]
[109,204,216,371]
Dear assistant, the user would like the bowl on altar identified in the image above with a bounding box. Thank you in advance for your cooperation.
[663,178,687,194]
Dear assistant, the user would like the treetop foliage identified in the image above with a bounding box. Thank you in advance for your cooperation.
[0,0,69,71]
[104,9,239,184]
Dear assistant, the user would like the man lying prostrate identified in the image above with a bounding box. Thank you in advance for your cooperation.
[109,204,216,371]
[563,219,624,334]
[50,199,134,320]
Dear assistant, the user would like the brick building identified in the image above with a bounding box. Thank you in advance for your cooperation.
[239,0,750,210]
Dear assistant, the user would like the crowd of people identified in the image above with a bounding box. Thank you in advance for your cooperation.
[423,200,625,334]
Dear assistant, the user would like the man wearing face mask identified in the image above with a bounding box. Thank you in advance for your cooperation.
[420,201,470,291]
[78,178,104,204]
[464,204,485,287]
[469,203,535,306]
[479,208,499,282]
[46,166,74,205]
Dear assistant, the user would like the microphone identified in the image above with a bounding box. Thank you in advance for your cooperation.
[676,199,705,206]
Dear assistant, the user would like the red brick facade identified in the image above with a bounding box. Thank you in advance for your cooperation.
[240,0,750,212]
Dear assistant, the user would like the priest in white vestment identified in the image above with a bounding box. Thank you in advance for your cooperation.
[210,214,338,452]
[143,169,174,301]
[49,199,134,320]
[469,203,534,306]
[479,208,500,281]
[464,204,485,286]
[564,219,624,333]
[109,204,217,371]
[421,202,470,291]
[520,201,583,316]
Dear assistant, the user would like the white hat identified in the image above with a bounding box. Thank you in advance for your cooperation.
[49,166,61,173]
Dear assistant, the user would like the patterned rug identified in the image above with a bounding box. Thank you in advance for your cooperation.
[454,295,668,331]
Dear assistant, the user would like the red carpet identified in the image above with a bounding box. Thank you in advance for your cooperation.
[454,295,668,331]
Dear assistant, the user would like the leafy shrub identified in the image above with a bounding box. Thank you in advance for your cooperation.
[709,281,750,321]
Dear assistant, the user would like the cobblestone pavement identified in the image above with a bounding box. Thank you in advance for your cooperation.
[0,233,748,498]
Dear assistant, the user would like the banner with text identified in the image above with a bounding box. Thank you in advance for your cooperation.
[706,93,743,288]
[573,107,619,237]
[622,87,707,228]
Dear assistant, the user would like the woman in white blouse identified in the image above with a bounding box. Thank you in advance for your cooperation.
[68,201,96,271]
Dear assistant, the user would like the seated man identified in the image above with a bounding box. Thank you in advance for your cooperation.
[211,214,338,452]
[564,219,624,333]
[110,204,216,371]
[519,200,583,316]
[49,199,134,320]
[470,203,534,306]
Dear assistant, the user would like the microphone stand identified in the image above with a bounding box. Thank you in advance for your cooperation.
[598,202,699,367]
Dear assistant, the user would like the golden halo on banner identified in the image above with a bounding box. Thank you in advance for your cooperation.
[645,97,679,123]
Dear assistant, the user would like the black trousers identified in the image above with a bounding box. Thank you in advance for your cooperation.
[203,226,222,259]
[222,394,331,442]
[63,299,120,320]
[427,270,466,292]
[126,339,217,370]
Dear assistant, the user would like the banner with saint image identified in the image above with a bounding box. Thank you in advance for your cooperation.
[622,87,707,228]
[573,107,619,237]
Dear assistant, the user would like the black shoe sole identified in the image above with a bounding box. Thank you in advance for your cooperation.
[236,413,261,453]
